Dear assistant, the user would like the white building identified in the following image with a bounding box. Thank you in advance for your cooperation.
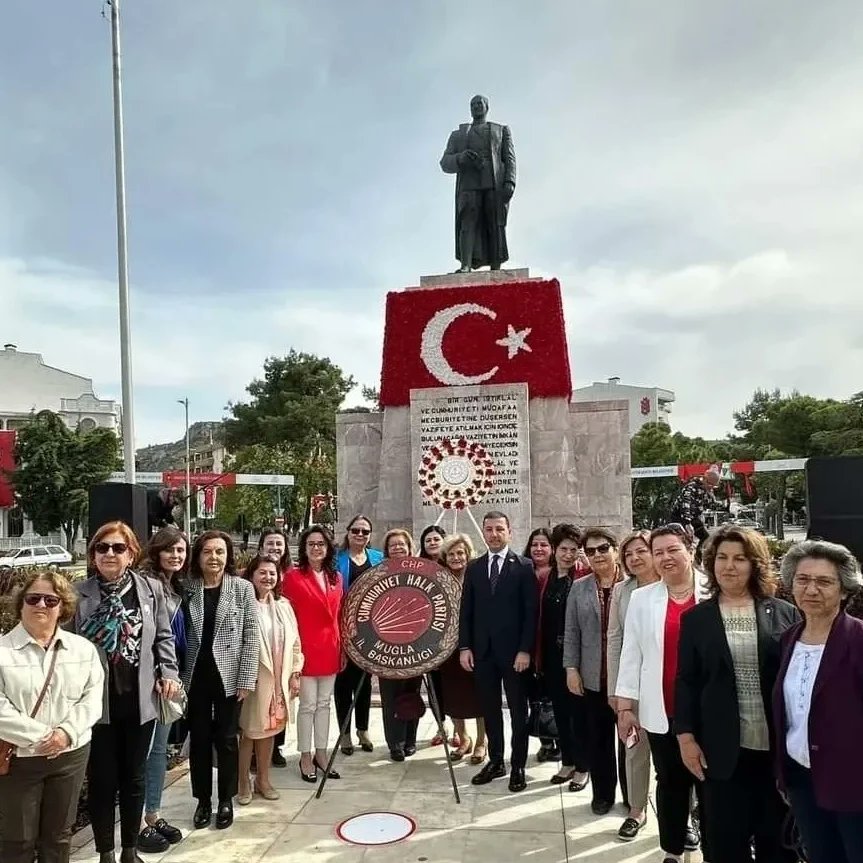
[0,343,121,541]
[572,377,675,437]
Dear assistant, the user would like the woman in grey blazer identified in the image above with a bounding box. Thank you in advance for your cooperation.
[563,527,625,816]
[182,530,259,832]
[74,521,180,863]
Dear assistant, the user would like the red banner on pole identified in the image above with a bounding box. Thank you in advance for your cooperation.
[162,471,236,488]
[0,431,15,508]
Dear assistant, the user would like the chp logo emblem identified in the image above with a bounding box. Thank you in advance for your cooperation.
[340,557,462,679]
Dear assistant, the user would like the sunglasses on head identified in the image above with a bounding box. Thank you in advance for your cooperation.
[94,542,128,555]
[24,593,62,608]
[350,528,371,536]
[584,542,611,557]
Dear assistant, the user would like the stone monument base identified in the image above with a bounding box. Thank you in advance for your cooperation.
[336,269,632,547]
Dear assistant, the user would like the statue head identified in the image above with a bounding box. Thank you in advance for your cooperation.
[470,95,489,121]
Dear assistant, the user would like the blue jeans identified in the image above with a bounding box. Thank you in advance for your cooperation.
[143,721,172,816]
[785,758,863,863]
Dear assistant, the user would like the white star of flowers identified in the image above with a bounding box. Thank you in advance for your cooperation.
[495,324,532,360]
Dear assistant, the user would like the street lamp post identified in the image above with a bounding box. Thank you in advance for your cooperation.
[178,398,191,535]
[108,0,136,482]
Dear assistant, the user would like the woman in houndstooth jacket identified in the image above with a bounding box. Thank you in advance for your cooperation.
[182,530,259,832]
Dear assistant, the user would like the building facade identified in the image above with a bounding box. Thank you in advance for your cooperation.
[572,377,674,437]
[0,344,121,541]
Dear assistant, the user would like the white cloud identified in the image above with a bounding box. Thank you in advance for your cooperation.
[2,0,863,450]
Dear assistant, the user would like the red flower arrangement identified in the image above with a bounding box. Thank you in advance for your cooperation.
[379,278,571,406]
[417,437,496,510]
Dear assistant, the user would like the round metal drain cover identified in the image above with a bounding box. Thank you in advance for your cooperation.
[336,811,417,846]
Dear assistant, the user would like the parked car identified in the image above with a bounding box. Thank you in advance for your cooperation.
[0,545,73,568]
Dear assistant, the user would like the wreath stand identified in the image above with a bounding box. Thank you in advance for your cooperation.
[315,671,461,804]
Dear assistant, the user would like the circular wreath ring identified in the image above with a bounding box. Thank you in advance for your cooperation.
[416,436,496,510]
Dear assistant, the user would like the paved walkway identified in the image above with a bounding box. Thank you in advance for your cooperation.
[70,714,704,863]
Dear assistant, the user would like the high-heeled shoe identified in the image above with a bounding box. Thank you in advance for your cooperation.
[449,735,473,762]
[254,782,280,800]
[298,760,317,783]
[357,730,374,752]
[314,755,341,779]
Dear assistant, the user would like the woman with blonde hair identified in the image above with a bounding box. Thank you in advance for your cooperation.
[607,529,658,841]
[237,553,303,804]
[0,570,103,863]
[438,533,487,763]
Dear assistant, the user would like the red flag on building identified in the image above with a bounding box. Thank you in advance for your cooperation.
[379,278,572,406]
[0,431,16,509]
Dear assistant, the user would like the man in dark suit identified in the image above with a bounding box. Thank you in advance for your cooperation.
[458,510,538,792]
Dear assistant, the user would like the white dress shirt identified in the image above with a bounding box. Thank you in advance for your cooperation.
[0,622,104,756]
[783,641,825,768]
[487,546,509,580]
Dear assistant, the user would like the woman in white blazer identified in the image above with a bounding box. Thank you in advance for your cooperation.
[614,524,709,863]
[237,553,303,804]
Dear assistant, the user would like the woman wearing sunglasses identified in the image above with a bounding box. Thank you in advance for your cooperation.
[73,521,180,863]
[334,515,382,755]
[0,570,103,863]
[563,527,625,816]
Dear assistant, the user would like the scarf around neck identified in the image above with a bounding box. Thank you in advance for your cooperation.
[80,569,143,667]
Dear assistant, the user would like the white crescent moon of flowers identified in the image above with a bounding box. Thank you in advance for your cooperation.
[420,303,500,385]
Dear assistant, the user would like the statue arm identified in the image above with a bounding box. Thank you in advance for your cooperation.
[440,130,462,174]
[501,124,516,188]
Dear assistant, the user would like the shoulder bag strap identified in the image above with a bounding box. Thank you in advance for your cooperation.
[30,642,61,719]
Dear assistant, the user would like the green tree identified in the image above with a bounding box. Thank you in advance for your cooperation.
[224,351,355,528]
[8,411,120,548]
[630,423,722,527]
[216,444,298,533]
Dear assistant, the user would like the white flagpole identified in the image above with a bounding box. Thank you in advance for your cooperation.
[109,0,136,482]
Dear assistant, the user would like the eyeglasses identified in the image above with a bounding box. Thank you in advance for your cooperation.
[793,575,840,591]
[24,594,62,608]
[350,528,371,536]
[94,542,128,555]
[584,543,611,557]
[306,541,327,549]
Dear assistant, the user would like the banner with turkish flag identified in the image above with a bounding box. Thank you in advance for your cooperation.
[379,278,571,406]
[0,431,16,509]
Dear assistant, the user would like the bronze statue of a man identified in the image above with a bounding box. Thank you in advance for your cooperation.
[440,95,516,272]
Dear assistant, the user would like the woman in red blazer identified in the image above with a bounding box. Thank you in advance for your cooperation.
[282,525,343,783]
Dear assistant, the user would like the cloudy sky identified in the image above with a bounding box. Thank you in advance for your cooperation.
[2,1,861,446]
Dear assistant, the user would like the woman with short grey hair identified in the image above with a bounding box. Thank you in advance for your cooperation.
[773,539,863,863]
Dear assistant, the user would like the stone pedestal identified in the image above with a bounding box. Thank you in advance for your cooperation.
[335,270,632,547]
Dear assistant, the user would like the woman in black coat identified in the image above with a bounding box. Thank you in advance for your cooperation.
[675,524,799,863]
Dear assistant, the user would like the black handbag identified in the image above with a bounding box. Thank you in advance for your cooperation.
[527,699,558,739]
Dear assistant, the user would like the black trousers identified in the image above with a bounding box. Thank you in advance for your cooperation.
[379,677,420,752]
[703,748,795,863]
[583,687,620,805]
[334,659,372,734]
[0,744,90,863]
[648,728,706,857]
[544,666,587,771]
[475,656,529,769]
[88,720,156,852]
[785,757,863,863]
[187,675,240,803]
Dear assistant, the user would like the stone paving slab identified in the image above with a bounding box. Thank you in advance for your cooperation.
[71,714,704,863]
